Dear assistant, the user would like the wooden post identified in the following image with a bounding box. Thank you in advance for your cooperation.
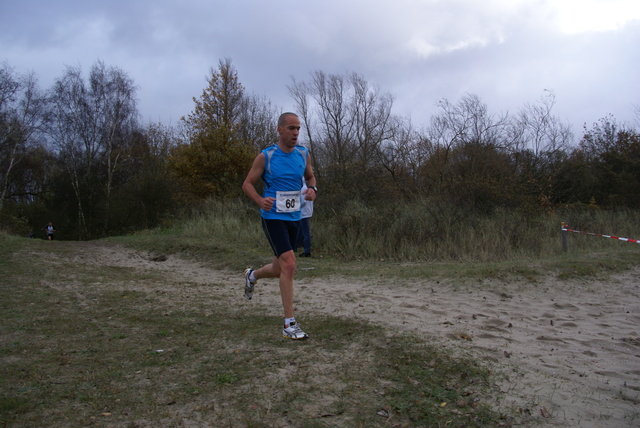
[561,222,568,252]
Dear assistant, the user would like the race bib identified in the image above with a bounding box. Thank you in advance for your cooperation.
[275,191,301,213]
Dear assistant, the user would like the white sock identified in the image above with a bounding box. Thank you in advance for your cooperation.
[285,317,296,327]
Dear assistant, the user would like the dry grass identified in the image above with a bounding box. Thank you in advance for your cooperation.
[2,201,637,427]
[0,234,514,427]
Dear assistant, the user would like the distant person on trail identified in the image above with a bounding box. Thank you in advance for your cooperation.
[45,222,55,240]
[297,181,314,258]
[241,112,318,340]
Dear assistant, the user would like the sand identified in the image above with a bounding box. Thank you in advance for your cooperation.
[88,243,640,427]
[297,268,640,427]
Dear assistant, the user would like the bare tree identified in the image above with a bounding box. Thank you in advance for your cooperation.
[48,65,91,238]
[288,77,318,173]
[47,61,138,239]
[423,93,511,197]
[90,61,138,231]
[427,93,509,151]
[236,92,279,150]
[122,121,179,228]
[376,116,424,198]
[0,63,48,209]
[288,71,397,199]
[507,91,574,209]
[512,90,573,156]
[350,72,395,168]
[313,71,357,171]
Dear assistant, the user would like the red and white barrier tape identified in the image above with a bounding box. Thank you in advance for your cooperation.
[561,225,639,244]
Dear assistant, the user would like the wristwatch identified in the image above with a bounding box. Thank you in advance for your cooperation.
[308,186,318,193]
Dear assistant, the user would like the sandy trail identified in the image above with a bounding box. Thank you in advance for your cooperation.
[80,242,640,427]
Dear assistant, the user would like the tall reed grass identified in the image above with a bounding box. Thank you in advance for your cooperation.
[177,198,640,263]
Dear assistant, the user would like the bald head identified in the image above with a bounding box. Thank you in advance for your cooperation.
[278,112,299,127]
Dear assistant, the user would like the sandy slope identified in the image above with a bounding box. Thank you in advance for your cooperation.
[82,242,640,427]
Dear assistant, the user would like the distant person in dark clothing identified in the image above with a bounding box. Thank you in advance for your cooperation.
[45,222,55,240]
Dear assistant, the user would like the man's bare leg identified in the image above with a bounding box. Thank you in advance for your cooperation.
[252,250,296,318]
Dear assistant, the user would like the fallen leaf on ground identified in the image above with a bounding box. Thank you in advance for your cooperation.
[540,406,551,418]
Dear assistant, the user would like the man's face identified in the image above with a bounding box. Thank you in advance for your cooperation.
[278,115,301,149]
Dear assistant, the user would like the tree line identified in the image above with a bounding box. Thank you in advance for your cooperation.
[1,58,638,240]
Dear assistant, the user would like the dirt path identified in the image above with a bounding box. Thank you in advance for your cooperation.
[80,241,640,427]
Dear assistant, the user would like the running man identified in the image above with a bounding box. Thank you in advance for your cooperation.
[241,112,318,339]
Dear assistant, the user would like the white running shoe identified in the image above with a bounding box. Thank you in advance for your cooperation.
[244,268,256,300]
[282,322,309,340]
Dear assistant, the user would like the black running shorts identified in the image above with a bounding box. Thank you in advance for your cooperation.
[261,218,301,258]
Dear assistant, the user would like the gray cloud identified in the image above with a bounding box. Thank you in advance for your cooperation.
[1,0,638,133]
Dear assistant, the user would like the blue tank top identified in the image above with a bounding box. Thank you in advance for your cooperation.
[261,145,308,220]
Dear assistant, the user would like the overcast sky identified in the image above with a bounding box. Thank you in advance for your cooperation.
[2,0,639,138]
